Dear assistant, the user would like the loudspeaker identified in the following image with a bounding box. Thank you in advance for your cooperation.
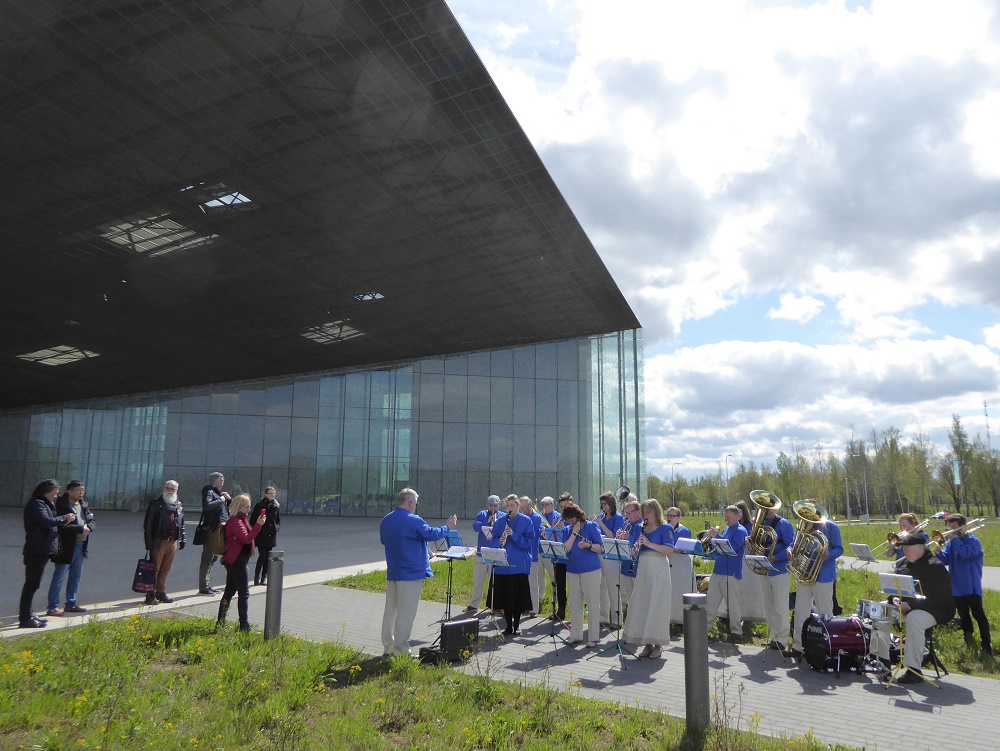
[439,617,479,661]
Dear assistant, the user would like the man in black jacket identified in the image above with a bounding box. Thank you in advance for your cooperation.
[46,480,94,616]
[871,532,955,684]
[143,480,186,605]
[198,472,230,595]
[21,479,76,628]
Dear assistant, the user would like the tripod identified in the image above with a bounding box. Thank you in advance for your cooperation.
[595,538,634,665]
[523,539,570,652]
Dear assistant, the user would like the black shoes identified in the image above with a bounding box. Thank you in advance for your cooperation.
[155,592,174,603]
[199,587,217,595]
[144,593,157,605]
[19,616,47,628]
[781,647,802,659]
[897,669,923,685]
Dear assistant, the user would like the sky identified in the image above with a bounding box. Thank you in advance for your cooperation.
[448,0,1000,480]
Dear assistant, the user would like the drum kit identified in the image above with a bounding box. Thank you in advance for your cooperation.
[801,600,900,678]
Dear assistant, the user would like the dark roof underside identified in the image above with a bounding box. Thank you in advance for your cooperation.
[0,0,639,410]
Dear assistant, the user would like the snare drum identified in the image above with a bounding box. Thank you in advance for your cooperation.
[802,615,869,674]
[855,599,900,622]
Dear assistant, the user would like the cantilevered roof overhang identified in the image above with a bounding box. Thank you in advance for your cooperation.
[0,0,639,409]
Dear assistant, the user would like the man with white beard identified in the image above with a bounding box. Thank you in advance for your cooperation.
[142,480,186,605]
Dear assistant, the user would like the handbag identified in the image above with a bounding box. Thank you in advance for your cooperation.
[210,524,227,556]
[192,514,207,546]
[132,553,156,593]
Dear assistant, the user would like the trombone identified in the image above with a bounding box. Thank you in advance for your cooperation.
[929,518,986,554]
[871,518,930,557]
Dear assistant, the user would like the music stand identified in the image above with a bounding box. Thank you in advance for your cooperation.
[479,547,513,636]
[849,543,880,571]
[877,573,939,689]
[593,538,635,665]
[431,531,476,623]
[744,555,778,576]
[523,539,571,652]
[709,537,738,641]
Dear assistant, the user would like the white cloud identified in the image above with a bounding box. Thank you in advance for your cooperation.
[493,21,530,50]
[768,293,824,323]
[984,324,1000,350]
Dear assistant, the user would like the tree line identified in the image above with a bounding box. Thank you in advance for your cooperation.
[648,414,1000,520]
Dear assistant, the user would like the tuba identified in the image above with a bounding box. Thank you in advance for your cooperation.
[787,500,829,584]
[745,490,782,575]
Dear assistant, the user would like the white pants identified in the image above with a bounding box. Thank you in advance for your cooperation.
[620,575,636,616]
[600,557,623,625]
[791,580,834,650]
[705,574,742,636]
[469,556,489,609]
[382,579,423,654]
[536,557,553,610]
[526,560,540,613]
[873,607,937,670]
[763,573,791,648]
[568,569,602,643]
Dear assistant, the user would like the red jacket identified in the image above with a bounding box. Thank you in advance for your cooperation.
[222,512,262,565]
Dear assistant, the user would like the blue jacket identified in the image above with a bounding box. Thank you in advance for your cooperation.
[814,521,844,583]
[562,521,604,574]
[380,508,450,581]
[595,512,625,540]
[201,485,230,528]
[490,512,534,575]
[712,522,747,579]
[526,511,543,562]
[472,509,505,552]
[23,496,73,556]
[619,522,644,578]
[937,533,984,597]
[765,515,796,576]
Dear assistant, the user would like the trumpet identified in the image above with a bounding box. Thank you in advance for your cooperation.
[618,519,633,539]
[627,521,646,575]
[929,518,986,554]
[696,529,717,556]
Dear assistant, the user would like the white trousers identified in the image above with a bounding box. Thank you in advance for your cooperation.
[872,607,937,670]
[526,560,540,613]
[536,557,553,610]
[469,557,489,609]
[705,574,742,636]
[763,573,791,648]
[568,569,602,643]
[620,575,636,614]
[791,580,834,650]
[600,557,623,625]
[382,579,423,654]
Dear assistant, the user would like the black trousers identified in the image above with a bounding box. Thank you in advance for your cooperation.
[218,554,251,629]
[554,562,567,619]
[254,545,272,584]
[955,594,992,650]
[20,554,50,623]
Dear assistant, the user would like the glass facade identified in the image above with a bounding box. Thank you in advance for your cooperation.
[0,330,643,518]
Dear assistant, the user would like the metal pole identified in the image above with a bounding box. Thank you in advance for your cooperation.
[683,593,710,735]
[264,550,284,640]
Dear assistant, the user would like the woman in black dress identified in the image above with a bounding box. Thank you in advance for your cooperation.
[250,487,281,586]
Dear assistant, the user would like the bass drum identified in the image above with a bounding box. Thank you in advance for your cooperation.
[802,615,869,674]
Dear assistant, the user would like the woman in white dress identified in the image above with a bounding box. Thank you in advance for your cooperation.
[622,499,674,659]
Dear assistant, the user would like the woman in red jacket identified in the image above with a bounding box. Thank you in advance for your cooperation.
[217,494,264,631]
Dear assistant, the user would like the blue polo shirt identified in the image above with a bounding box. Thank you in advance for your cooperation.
[712,522,747,579]
[490,512,534,575]
[766,515,796,576]
[813,520,844,583]
[563,521,604,574]
[379,507,450,582]
[937,533,984,597]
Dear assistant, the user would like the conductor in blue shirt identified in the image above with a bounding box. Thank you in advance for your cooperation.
[379,488,457,655]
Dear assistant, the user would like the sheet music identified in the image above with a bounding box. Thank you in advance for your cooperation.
[711,537,737,557]
[744,554,778,574]
[438,545,476,560]
[849,542,878,562]
[672,536,698,554]
[878,572,920,598]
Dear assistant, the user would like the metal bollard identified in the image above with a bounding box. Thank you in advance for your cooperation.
[683,592,710,735]
[263,550,284,640]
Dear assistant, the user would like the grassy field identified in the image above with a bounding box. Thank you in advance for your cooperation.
[0,615,859,751]
[332,549,999,678]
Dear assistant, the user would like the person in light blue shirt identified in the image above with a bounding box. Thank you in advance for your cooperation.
[379,488,457,655]
[704,506,748,641]
[490,494,535,637]
[465,495,503,612]
[788,504,843,656]
[937,514,991,655]
[594,490,626,627]
[759,503,796,651]
[560,501,605,646]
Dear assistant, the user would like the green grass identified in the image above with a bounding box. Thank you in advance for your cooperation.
[331,556,1000,679]
[839,518,1000,566]
[0,615,859,751]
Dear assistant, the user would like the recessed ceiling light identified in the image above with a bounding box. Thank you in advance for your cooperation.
[98,212,217,256]
[180,182,255,213]
[17,345,100,366]
[301,320,364,344]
